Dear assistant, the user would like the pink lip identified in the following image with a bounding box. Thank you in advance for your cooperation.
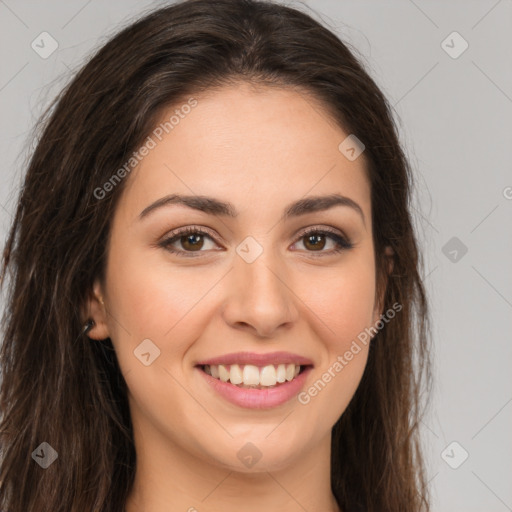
[196,365,313,409]
[195,351,314,367]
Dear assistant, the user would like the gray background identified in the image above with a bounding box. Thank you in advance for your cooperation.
[1,1,511,510]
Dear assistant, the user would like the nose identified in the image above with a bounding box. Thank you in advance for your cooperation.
[221,250,299,338]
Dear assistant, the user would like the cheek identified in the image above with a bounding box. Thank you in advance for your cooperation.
[104,243,214,368]
[294,268,374,425]
[293,256,375,407]
[301,256,376,349]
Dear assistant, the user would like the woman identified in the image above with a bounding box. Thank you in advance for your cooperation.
[0,0,432,510]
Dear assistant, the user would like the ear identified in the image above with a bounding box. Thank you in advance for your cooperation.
[372,245,395,325]
[82,278,110,340]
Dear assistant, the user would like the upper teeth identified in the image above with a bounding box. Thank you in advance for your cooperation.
[204,364,301,387]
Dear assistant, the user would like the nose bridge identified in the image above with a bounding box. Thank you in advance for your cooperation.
[239,246,284,296]
[222,236,298,336]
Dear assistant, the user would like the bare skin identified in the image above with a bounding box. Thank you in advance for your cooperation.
[86,82,387,512]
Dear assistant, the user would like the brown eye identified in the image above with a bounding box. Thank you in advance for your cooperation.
[292,228,354,256]
[302,233,327,251]
[159,227,218,257]
[180,233,205,251]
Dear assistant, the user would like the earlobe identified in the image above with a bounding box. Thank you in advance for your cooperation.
[82,279,110,340]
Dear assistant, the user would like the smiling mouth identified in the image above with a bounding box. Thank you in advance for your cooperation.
[198,363,310,389]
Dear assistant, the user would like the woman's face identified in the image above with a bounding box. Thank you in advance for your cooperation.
[90,82,382,473]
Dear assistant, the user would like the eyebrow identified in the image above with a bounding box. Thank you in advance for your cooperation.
[138,193,365,226]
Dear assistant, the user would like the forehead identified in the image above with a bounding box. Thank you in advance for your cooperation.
[119,82,371,223]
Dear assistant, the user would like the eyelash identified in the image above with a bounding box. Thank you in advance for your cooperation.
[158,225,354,258]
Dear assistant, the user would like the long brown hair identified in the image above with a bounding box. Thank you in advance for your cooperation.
[0,1,432,510]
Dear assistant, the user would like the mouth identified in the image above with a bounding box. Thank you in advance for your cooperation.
[195,362,314,409]
[198,363,310,389]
